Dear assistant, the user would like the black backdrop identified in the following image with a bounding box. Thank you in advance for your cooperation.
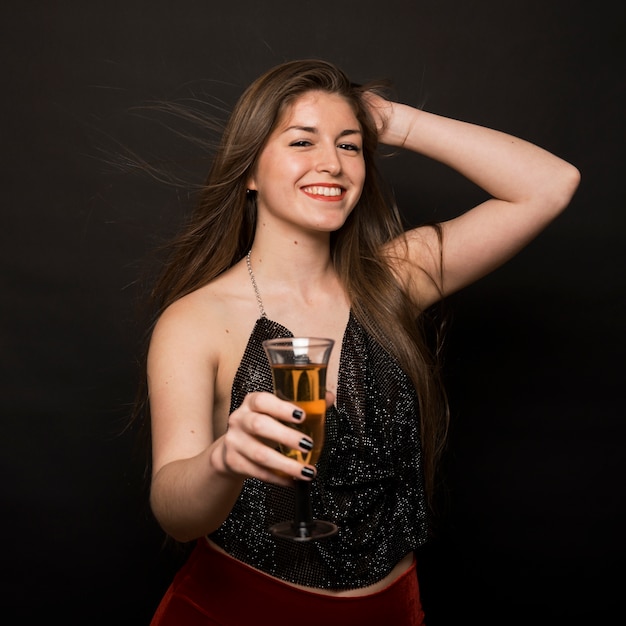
[2,1,624,623]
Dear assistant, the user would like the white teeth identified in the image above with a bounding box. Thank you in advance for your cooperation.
[303,186,342,197]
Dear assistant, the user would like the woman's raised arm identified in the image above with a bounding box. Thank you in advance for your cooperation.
[368,95,580,307]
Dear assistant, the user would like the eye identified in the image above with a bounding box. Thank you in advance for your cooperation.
[290,140,313,147]
[338,143,361,153]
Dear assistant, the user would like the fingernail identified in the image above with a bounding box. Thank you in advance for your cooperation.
[299,437,313,452]
[301,466,315,479]
[292,409,304,420]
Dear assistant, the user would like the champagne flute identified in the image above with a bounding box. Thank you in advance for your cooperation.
[262,337,338,541]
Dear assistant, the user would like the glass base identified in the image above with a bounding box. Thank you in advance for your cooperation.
[270,519,338,542]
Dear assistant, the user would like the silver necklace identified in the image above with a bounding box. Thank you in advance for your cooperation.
[246,250,267,318]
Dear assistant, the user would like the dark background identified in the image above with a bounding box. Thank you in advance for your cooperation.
[2,1,624,623]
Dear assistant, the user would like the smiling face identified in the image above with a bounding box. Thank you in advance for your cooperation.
[247,90,366,235]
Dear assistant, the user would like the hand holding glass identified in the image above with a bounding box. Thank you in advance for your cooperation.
[262,337,338,541]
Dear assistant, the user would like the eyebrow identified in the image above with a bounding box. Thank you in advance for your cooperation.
[283,125,362,137]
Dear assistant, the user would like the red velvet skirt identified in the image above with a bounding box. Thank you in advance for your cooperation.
[151,539,425,625]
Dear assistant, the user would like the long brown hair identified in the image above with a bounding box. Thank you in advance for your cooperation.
[133,59,449,514]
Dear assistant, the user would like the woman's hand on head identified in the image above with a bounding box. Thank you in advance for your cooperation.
[363,91,415,148]
[363,91,392,137]
[215,391,320,487]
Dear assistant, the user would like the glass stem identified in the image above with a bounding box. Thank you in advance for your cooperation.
[292,480,314,539]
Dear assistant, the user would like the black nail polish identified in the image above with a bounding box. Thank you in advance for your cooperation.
[299,437,313,452]
[292,409,304,420]
[301,466,315,479]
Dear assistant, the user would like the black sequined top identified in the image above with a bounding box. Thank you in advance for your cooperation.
[209,313,428,589]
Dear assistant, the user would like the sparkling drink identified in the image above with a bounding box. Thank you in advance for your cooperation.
[270,363,327,465]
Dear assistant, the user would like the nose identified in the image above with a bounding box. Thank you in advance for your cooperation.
[316,144,341,175]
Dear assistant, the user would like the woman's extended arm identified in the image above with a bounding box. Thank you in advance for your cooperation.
[368,95,581,307]
[147,296,318,542]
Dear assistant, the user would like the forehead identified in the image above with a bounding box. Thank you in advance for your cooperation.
[276,90,360,128]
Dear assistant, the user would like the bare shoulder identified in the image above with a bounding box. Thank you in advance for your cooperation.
[149,260,260,432]
[153,261,258,357]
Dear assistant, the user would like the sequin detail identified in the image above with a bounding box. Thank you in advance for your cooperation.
[209,314,428,589]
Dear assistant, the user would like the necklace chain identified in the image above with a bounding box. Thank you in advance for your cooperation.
[246,250,267,318]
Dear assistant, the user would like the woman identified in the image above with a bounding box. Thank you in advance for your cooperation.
[140,59,579,624]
